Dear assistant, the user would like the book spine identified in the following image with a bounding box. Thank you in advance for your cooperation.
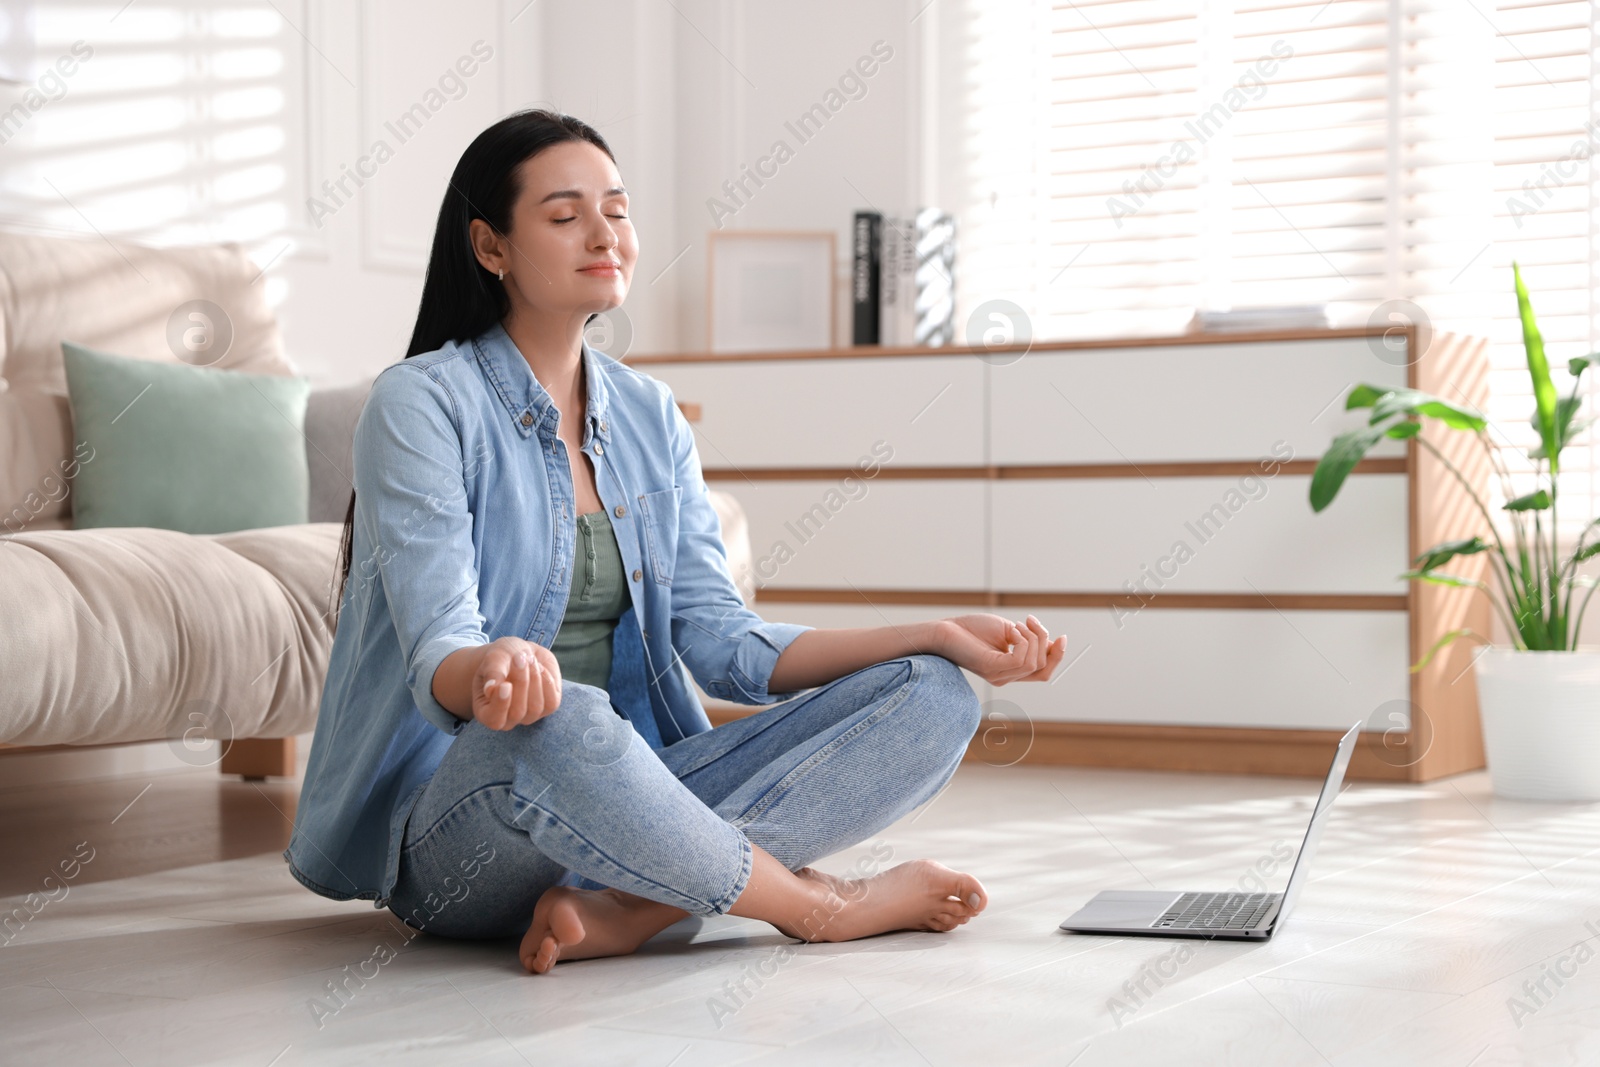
[915,209,957,346]
[899,213,919,345]
[851,210,882,344]
[880,221,900,346]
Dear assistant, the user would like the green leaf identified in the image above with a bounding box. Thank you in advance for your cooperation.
[1385,420,1422,439]
[1504,490,1552,511]
[1310,425,1387,512]
[1556,394,1581,429]
[1366,388,1487,431]
[1530,414,1596,459]
[1530,396,1590,458]
[1529,406,1593,457]
[1568,518,1600,566]
[1345,383,1389,410]
[1410,628,1485,673]
[1570,354,1596,379]
[1411,535,1491,572]
[1400,570,1487,590]
[1515,261,1562,473]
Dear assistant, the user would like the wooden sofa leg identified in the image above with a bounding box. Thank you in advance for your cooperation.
[219,737,297,780]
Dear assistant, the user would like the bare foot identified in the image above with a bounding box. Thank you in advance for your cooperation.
[518,886,688,974]
[780,859,988,942]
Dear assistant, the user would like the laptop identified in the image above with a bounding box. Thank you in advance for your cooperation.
[1058,720,1361,942]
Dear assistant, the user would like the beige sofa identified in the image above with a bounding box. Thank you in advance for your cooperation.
[0,231,756,777]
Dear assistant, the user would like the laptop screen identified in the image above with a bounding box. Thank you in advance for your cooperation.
[1274,721,1362,925]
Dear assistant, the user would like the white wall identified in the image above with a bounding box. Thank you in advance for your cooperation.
[272,0,544,385]
[657,0,926,351]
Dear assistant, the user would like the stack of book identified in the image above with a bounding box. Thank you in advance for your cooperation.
[1185,305,1331,333]
[851,209,956,346]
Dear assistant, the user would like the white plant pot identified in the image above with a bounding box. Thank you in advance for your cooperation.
[1475,648,1600,802]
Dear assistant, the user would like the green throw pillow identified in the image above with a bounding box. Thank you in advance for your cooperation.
[62,340,311,534]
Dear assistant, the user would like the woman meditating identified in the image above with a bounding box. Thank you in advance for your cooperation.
[283,108,1069,974]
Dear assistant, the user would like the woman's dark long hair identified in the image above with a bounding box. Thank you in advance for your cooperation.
[330,108,616,623]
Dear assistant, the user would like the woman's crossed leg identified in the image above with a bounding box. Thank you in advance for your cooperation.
[385,652,986,973]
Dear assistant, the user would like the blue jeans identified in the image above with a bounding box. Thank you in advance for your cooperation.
[384,653,982,940]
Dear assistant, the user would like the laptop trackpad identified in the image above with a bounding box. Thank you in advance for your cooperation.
[1060,890,1183,929]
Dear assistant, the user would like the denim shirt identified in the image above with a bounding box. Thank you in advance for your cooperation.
[282,321,814,908]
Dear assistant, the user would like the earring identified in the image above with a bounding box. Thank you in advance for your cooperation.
[497,268,505,281]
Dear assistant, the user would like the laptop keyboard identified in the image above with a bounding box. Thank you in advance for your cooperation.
[1152,892,1277,931]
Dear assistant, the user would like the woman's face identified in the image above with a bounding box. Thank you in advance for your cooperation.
[472,139,637,324]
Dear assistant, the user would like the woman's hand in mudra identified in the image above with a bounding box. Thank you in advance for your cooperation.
[933,614,1067,686]
[474,636,564,730]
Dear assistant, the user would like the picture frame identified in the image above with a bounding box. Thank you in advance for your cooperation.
[707,229,836,352]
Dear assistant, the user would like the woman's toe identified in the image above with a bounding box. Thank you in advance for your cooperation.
[952,874,987,911]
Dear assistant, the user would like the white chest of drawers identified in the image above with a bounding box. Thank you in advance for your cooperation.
[627,327,1491,782]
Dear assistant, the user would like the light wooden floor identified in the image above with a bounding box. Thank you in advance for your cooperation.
[2,752,1598,1066]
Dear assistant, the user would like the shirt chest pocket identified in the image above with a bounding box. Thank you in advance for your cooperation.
[637,485,682,586]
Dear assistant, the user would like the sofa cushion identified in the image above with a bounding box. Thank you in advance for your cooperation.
[0,522,341,747]
[0,231,299,532]
[0,492,757,748]
[0,384,75,532]
[305,376,374,524]
[62,340,311,534]
[0,231,295,390]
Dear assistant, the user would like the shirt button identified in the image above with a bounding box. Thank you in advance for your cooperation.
[614,504,626,517]
[632,569,642,581]
[521,412,533,427]
[599,419,607,432]
[594,442,604,455]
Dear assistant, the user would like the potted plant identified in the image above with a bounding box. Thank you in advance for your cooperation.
[1309,263,1600,801]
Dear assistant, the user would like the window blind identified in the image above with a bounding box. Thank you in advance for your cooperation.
[952,0,1600,546]
[0,4,296,284]
[1486,0,1597,550]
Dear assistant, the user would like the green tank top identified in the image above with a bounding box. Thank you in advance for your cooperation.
[547,508,630,691]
